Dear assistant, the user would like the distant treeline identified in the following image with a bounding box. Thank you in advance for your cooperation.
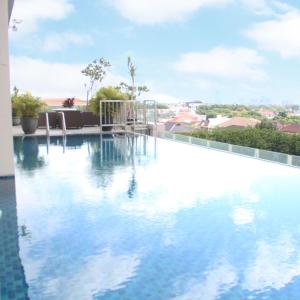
[188,128,300,156]
[196,104,263,119]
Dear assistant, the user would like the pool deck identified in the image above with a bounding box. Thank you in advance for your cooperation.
[13,126,103,137]
[12,125,150,137]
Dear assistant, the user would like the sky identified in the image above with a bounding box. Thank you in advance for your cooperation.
[8,0,300,104]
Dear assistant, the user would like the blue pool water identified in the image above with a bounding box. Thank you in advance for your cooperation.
[2,134,300,300]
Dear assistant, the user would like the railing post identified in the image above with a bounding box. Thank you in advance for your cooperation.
[45,112,50,136]
[60,112,67,135]
[99,100,102,133]
[46,135,50,154]
[154,100,157,127]
[143,100,147,124]
[133,101,136,132]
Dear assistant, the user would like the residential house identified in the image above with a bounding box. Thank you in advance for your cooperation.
[280,124,300,134]
[258,109,276,119]
[207,116,231,129]
[218,117,261,129]
[164,108,203,133]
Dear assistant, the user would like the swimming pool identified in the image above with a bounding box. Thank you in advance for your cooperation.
[2,134,300,299]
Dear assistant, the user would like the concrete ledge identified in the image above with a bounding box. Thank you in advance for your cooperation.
[0,175,15,180]
[12,125,155,137]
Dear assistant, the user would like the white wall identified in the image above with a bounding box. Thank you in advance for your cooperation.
[0,0,15,177]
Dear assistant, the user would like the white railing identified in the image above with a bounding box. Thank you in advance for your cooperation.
[160,132,300,169]
[99,100,157,133]
[45,112,50,136]
[45,112,67,136]
[99,134,156,167]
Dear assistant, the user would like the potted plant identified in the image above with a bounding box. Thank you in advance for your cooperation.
[89,86,128,131]
[62,97,75,108]
[13,92,45,134]
[15,137,45,171]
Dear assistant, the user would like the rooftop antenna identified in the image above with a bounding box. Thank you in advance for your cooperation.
[9,19,23,31]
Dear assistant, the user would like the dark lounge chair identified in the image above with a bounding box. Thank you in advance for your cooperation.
[81,112,100,127]
[58,111,83,129]
[37,112,58,129]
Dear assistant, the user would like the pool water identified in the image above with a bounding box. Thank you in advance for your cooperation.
[2,134,300,300]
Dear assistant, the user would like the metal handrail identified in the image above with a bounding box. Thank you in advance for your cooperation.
[99,99,157,134]
[59,112,67,135]
[45,112,50,136]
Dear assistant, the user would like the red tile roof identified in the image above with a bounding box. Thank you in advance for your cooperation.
[218,117,261,128]
[281,124,300,134]
[169,111,200,124]
[259,109,276,118]
[42,98,86,107]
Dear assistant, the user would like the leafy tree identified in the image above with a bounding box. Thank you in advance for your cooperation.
[196,104,264,120]
[274,115,300,125]
[88,86,129,116]
[278,111,288,118]
[157,103,169,109]
[188,128,300,156]
[82,58,111,105]
[256,120,276,130]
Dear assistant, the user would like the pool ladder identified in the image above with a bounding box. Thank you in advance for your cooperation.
[45,112,67,136]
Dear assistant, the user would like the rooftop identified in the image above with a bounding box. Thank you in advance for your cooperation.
[218,117,261,129]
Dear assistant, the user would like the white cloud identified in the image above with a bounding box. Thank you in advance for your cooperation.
[42,32,94,52]
[110,0,233,24]
[146,92,181,103]
[45,249,141,300]
[173,261,237,300]
[246,10,300,58]
[174,47,266,81]
[11,0,74,33]
[243,233,300,292]
[240,0,275,15]
[231,206,255,225]
[193,78,216,90]
[117,143,296,219]
[10,56,125,99]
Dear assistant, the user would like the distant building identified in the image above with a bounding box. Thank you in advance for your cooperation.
[218,117,261,129]
[164,109,203,133]
[170,109,203,124]
[207,116,231,129]
[184,101,203,111]
[165,122,195,133]
[259,109,276,119]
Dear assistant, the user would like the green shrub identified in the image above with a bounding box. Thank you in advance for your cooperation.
[189,128,300,156]
[12,92,45,118]
[89,86,129,116]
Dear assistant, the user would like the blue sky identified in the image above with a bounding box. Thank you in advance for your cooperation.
[9,0,300,104]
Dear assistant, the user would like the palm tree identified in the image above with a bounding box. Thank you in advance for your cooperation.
[128,56,136,100]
